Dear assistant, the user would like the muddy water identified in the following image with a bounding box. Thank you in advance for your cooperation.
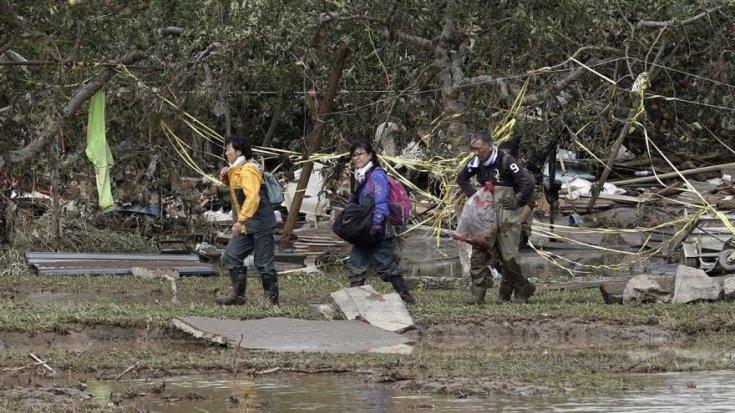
[89,370,735,412]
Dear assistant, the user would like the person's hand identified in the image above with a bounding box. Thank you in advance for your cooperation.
[499,198,518,210]
[370,223,382,236]
[231,222,242,236]
[219,166,229,179]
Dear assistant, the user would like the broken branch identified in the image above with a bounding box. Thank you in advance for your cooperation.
[115,362,141,381]
[0,50,147,171]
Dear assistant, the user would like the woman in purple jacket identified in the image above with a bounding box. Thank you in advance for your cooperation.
[346,142,415,304]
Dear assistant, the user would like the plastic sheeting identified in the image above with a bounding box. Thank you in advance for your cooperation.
[85,90,115,209]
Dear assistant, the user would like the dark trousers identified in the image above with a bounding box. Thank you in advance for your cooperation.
[348,237,400,285]
[223,229,277,283]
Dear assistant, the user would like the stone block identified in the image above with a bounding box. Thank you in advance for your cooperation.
[672,265,722,303]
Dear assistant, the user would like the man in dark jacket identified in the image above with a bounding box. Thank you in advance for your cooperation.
[456,130,536,304]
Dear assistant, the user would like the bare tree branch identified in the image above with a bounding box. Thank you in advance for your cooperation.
[192,42,220,65]
[0,50,147,171]
[522,59,605,105]
[319,12,434,52]
[394,31,434,52]
[636,5,725,28]
[158,26,184,36]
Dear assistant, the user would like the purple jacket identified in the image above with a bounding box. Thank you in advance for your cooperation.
[350,166,390,225]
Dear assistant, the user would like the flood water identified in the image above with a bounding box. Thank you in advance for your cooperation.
[89,370,735,412]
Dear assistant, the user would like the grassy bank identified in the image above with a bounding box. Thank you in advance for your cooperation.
[2,260,735,411]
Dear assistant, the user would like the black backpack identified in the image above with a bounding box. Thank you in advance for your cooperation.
[332,201,379,247]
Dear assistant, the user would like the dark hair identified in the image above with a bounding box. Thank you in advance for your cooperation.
[227,130,253,159]
[468,130,493,145]
[349,141,380,167]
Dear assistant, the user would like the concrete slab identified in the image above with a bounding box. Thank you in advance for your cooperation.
[672,265,722,303]
[330,286,415,333]
[172,316,412,354]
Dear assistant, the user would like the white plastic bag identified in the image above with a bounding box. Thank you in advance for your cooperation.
[453,183,497,249]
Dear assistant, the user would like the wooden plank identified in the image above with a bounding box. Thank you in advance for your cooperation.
[577,193,648,203]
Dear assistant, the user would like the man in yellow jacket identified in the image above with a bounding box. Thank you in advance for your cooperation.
[217,133,279,305]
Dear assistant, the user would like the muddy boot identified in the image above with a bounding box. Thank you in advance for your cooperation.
[390,274,416,304]
[465,285,487,305]
[349,279,366,287]
[514,280,536,304]
[498,282,514,302]
[215,267,247,305]
[503,258,534,304]
[261,272,279,306]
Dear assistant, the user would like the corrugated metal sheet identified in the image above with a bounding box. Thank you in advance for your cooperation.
[24,252,215,276]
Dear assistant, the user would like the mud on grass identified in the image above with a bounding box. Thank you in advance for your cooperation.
[3,269,735,410]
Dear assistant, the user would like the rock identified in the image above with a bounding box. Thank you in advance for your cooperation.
[623,274,674,304]
[672,265,722,303]
[722,276,735,301]
[330,285,415,333]
[311,303,341,320]
[600,281,628,304]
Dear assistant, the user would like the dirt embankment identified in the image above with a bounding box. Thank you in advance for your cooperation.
[413,318,681,350]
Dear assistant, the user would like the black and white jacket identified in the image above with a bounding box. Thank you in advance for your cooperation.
[456,148,535,207]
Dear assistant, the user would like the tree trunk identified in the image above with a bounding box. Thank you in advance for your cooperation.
[280,44,349,245]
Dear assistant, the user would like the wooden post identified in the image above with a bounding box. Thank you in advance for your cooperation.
[547,143,558,239]
[586,108,636,212]
[280,44,349,244]
[51,133,62,250]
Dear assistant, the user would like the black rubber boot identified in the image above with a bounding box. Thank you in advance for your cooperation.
[216,267,247,305]
[504,258,534,304]
[349,279,366,287]
[514,280,536,304]
[465,285,487,305]
[390,274,416,304]
[261,271,279,306]
[498,281,514,302]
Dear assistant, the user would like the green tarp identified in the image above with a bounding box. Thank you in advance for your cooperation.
[85,90,114,209]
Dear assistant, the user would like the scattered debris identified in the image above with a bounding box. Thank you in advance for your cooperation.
[672,265,722,303]
[131,267,179,303]
[623,274,674,304]
[330,285,415,333]
[115,362,141,381]
[601,265,735,305]
[29,353,58,377]
[102,204,160,217]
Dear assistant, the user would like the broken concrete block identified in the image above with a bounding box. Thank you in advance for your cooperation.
[672,265,722,303]
[131,267,179,303]
[310,303,341,320]
[330,285,414,333]
[623,274,674,304]
[130,267,179,280]
[722,276,735,301]
[172,316,412,354]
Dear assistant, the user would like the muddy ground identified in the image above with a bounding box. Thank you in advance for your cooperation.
[2,265,735,412]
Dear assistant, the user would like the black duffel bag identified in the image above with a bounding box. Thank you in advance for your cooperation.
[332,201,379,247]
